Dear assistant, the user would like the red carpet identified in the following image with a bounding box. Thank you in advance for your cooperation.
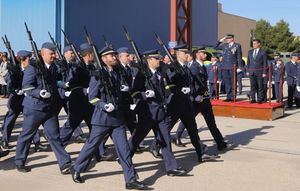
[211,99,284,109]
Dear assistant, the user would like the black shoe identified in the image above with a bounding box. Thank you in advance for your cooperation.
[0,150,9,158]
[172,138,185,147]
[1,140,10,149]
[94,153,116,162]
[34,143,48,152]
[257,101,263,104]
[167,169,187,176]
[125,179,149,190]
[60,162,72,175]
[250,100,256,103]
[217,142,228,151]
[74,135,87,144]
[71,169,84,183]
[149,148,163,159]
[16,165,31,173]
[223,99,232,102]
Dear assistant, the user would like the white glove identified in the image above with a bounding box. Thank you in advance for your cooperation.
[181,87,191,94]
[40,90,51,98]
[195,95,203,102]
[217,80,221,83]
[86,87,89,94]
[104,103,115,112]
[120,85,129,92]
[272,81,275,85]
[64,91,71,97]
[65,82,69,88]
[246,72,250,76]
[219,36,226,42]
[15,89,24,95]
[130,104,136,111]
[237,68,242,73]
[145,90,155,98]
[297,86,300,92]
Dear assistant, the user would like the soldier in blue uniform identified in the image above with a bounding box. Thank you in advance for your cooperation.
[71,46,149,190]
[128,49,187,176]
[164,44,208,162]
[173,47,228,151]
[1,50,46,152]
[15,43,71,173]
[285,53,300,108]
[207,53,222,98]
[273,59,285,102]
[246,39,267,104]
[216,34,243,101]
[294,54,300,105]
[59,43,95,147]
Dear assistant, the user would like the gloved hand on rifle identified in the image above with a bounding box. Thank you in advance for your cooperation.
[40,90,51,99]
[104,103,115,112]
[181,87,191,94]
[145,90,155,98]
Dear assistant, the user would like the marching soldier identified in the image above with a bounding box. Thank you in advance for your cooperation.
[71,46,149,190]
[128,49,187,176]
[1,50,46,152]
[15,43,71,173]
[173,47,228,151]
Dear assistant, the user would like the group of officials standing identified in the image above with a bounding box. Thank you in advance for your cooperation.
[0,34,231,189]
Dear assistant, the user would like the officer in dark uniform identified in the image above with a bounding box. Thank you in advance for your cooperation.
[164,44,207,162]
[207,53,222,98]
[15,43,71,173]
[216,34,243,101]
[1,50,46,152]
[71,46,149,190]
[173,47,228,151]
[294,54,300,105]
[285,53,300,108]
[128,49,186,176]
[59,43,95,146]
[273,59,285,102]
[57,46,86,144]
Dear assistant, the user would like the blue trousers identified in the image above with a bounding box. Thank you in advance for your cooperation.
[128,114,178,171]
[15,107,71,168]
[74,124,137,183]
[175,99,224,146]
[222,69,235,99]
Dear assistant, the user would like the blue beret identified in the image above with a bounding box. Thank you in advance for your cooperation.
[41,42,56,51]
[143,49,162,58]
[17,50,32,58]
[173,44,189,52]
[63,45,73,53]
[99,46,117,56]
[79,43,92,52]
[117,47,129,54]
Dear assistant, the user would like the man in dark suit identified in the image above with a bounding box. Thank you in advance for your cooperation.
[246,39,267,104]
[216,34,243,101]
[285,53,300,108]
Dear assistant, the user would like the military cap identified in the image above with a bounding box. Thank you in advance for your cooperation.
[99,46,117,56]
[225,34,234,39]
[291,52,299,57]
[117,47,129,54]
[143,49,162,59]
[193,46,207,54]
[173,44,189,53]
[63,45,73,53]
[41,42,56,51]
[79,43,93,52]
[17,50,32,58]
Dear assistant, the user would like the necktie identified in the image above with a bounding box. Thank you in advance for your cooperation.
[125,66,131,76]
[253,49,257,59]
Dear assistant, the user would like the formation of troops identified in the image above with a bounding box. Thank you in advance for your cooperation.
[0,30,300,190]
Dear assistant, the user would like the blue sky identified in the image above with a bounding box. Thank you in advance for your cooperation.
[219,0,300,36]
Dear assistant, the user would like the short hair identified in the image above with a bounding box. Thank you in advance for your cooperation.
[252,39,261,44]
